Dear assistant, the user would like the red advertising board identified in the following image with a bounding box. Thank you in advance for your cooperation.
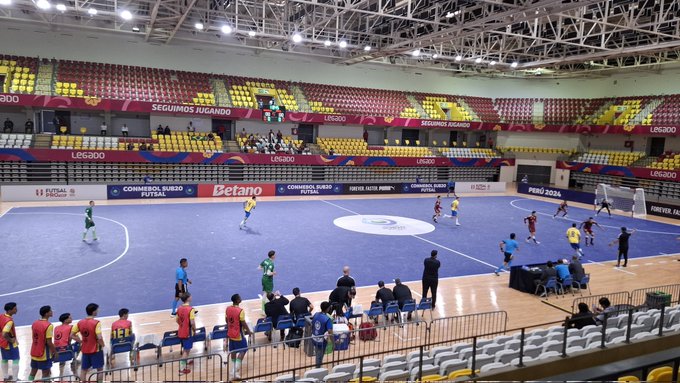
[0,93,678,135]
[557,161,679,182]
[197,183,276,197]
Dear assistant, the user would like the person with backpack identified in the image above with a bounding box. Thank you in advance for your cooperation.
[311,302,334,368]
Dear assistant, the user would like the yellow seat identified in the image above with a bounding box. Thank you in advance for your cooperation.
[448,369,477,379]
[648,367,673,382]
[617,376,639,382]
[348,377,377,383]
[653,371,674,383]
[419,374,445,382]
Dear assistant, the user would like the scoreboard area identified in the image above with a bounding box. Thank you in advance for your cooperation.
[261,104,286,122]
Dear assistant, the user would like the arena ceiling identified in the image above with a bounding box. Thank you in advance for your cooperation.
[1,0,680,78]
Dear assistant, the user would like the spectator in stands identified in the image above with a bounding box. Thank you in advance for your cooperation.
[392,278,413,320]
[521,174,529,183]
[276,130,283,144]
[594,297,616,324]
[110,308,132,340]
[121,124,129,137]
[555,259,571,283]
[139,142,147,151]
[374,280,396,323]
[263,292,289,344]
[329,148,335,155]
[487,137,494,149]
[187,121,195,134]
[336,266,356,288]
[147,143,154,151]
[267,142,275,153]
[52,117,60,134]
[207,133,215,141]
[127,143,134,151]
[24,118,34,134]
[4,118,14,133]
[328,286,356,316]
[304,147,311,155]
[164,125,171,135]
[268,129,275,143]
[569,255,586,282]
[535,261,557,297]
[239,128,247,139]
[311,302,334,368]
[289,287,314,318]
[156,125,164,135]
[100,122,107,136]
[422,250,440,308]
[297,141,306,154]
[363,129,368,142]
[568,303,597,329]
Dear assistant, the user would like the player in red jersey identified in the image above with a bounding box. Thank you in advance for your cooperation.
[176,293,196,375]
[29,306,57,381]
[580,217,604,246]
[553,200,568,218]
[523,211,540,244]
[432,196,442,223]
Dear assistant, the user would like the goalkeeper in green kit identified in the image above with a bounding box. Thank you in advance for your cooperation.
[82,200,98,241]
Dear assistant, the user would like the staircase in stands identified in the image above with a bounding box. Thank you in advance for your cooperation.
[629,98,664,125]
[212,79,231,107]
[224,140,241,152]
[405,94,429,119]
[33,134,52,149]
[34,60,55,96]
[456,99,480,121]
[290,85,311,113]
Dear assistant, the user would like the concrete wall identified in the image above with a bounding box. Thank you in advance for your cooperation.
[317,125,363,138]
[497,132,581,149]
[149,115,212,134]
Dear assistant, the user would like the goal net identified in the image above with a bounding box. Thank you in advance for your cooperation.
[595,183,646,218]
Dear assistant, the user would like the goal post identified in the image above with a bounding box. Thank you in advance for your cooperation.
[595,183,646,218]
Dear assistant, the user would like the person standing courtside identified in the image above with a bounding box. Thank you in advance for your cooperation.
[72,303,105,383]
[495,233,519,276]
[610,227,636,267]
[83,200,98,242]
[336,266,356,288]
[311,302,334,368]
[259,251,276,311]
[172,258,192,316]
[28,305,56,381]
[176,294,196,375]
[226,294,251,379]
[0,302,20,381]
[422,250,441,308]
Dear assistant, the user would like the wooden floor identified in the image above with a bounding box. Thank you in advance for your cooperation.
[1,188,678,380]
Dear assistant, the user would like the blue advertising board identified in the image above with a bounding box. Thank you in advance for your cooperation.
[401,183,449,193]
[275,183,343,196]
[517,183,595,205]
[107,184,198,199]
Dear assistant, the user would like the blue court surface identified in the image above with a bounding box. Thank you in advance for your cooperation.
[1,196,679,325]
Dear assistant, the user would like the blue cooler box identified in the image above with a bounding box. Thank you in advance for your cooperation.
[333,324,350,351]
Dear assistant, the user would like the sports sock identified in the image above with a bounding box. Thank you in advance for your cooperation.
[171,300,178,314]
[1,361,8,379]
[532,236,538,244]
[29,374,35,381]
[11,360,19,379]
[82,229,88,239]
[92,228,97,239]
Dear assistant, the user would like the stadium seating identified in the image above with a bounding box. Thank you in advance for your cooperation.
[413,94,472,121]
[224,76,298,111]
[497,146,575,155]
[648,151,679,170]
[152,132,222,153]
[298,83,412,117]
[645,95,680,125]
[317,138,434,157]
[440,148,500,159]
[573,150,645,166]
[54,60,215,104]
[460,96,501,122]
[2,55,38,94]
[0,133,32,149]
[238,134,304,154]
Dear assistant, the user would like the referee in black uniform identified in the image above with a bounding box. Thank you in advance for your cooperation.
[610,227,636,267]
[422,250,441,308]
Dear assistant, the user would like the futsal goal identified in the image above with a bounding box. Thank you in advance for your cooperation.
[595,183,646,218]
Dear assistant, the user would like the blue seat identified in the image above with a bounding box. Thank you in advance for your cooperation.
[364,302,384,322]
[56,345,77,365]
[294,314,311,328]
[253,317,273,340]
[384,301,400,320]
[574,274,591,296]
[193,327,207,351]
[558,276,574,296]
[160,330,181,354]
[275,315,294,331]
[535,277,561,299]
[209,324,228,352]
[416,297,433,321]
[108,334,136,366]
[400,299,417,322]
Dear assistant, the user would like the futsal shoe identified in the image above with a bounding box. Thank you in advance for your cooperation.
[178,368,191,375]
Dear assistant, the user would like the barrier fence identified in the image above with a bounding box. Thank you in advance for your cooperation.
[571,284,680,313]
[428,311,508,346]
[89,353,223,382]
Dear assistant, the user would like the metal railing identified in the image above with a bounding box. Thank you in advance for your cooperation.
[428,310,508,345]
[88,352,223,382]
[631,284,680,307]
[571,284,680,313]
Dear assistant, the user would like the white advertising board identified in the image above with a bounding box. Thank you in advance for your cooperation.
[1,185,107,202]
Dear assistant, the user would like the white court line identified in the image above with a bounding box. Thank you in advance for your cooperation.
[321,200,497,269]
[586,260,636,276]
[0,212,130,297]
[140,322,161,326]
[0,206,14,219]
[509,199,680,235]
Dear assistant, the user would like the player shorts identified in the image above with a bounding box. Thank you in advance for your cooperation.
[245,211,251,218]
[570,243,581,250]
[584,229,593,235]
[528,226,536,233]
[503,252,514,263]
[81,351,104,370]
[85,220,95,229]
[228,337,248,353]
[0,344,19,360]
[30,359,53,371]
[175,283,188,298]
[180,338,193,351]
[448,186,456,192]
[262,276,274,293]
[451,211,458,217]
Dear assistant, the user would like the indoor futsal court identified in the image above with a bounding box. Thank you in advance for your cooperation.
[1,194,678,327]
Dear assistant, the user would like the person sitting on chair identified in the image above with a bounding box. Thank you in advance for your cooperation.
[392,278,413,321]
[263,292,289,343]
[110,308,132,340]
[535,261,557,296]
[594,297,616,324]
[568,303,597,329]
[374,280,396,323]
[554,259,571,283]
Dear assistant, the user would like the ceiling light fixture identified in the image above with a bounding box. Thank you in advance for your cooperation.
[412,49,421,57]
[475,57,482,64]
[194,22,204,30]
[0,0,11,6]
[511,62,518,68]
[36,0,51,10]
[324,39,331,47]
[120,10,132,20]
[432,53,439,59]
[490,60,496,66]
[56,3,65,11]
[338,40,347,48]
[87,7,97,15]
[248,30,256,37]
[292,33,302,43]
[132,26,140,32]
[445,11,454,18]
[455,55,462,61]
[364,45,371,51]
[221,25,232,34]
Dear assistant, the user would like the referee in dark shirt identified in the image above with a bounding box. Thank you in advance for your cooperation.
[336,266,356,288]
[422,250,441,307]
[289,287,313,317]
[610,227,635,267]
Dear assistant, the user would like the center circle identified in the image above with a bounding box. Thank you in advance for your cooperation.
[334,215,435,236]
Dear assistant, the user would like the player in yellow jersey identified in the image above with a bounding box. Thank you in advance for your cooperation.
[239,196,257,230]
[566,223,585,257]
[449,197,461,226]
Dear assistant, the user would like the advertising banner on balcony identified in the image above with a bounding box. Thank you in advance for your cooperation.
[275,184,343,196]
[557,161,679,182]
[197,183,276,198]
[106,184,197,199]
